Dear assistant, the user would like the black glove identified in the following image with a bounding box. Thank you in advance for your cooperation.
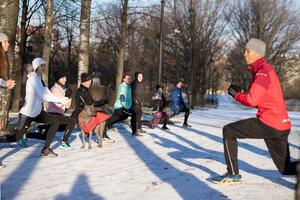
[102,98,109,105]
[65,87,72,98]
[228,84,241,97]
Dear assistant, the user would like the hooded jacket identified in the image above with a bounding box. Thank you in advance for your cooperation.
[20,72,68,118]
[235,58,291,131]
[170,87,186,115]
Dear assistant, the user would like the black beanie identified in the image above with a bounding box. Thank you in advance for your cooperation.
[54,70,67,82]
[81,73,92,83]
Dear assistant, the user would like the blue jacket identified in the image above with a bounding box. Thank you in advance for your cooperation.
[170,87,186,115]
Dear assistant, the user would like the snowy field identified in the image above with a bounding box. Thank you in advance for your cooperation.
[0,101,299,200]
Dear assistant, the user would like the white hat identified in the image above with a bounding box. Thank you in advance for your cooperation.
[32,58,46,71]
[0,33,8,43]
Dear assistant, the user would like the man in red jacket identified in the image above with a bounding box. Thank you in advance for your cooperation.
[213,38,298,184]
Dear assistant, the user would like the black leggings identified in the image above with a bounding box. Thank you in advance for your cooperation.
[106,108,137,133]
[223,117,297,175]
[16,111,60,149]
[181,107,190,124]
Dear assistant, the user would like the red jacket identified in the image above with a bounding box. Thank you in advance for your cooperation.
[235,58,291,131]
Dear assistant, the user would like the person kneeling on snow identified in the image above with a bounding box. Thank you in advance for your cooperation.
[151,85,173,130]
[16,58,70,157]
[212,38,298,184]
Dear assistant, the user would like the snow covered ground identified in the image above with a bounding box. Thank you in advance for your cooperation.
[0,102,299,200]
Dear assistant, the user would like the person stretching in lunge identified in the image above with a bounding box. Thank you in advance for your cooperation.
[106,73,141,137]
[170,80,191,127]
[48,70,76,150]
[151,85,173,130]
[212,38,298,184]
[16,58,70,157]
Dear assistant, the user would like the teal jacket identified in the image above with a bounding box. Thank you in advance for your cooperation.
[114,82,132,110]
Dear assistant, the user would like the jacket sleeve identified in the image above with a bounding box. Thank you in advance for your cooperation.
[31,78,66,103]
[0,78,6,88]
[235,72,271,107]
[94,98,107,107]
[49,86,66,109]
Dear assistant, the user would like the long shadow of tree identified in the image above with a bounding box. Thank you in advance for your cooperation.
[152,129,295,189]
[55,174,104,200]
[117,126,229,200]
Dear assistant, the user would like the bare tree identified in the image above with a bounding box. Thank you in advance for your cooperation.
[0,0,19,130]
[11,0,43,112]
[78,0,92,85]
[115,0,129,91]
[226,0,300,87]
[43,0,54,86]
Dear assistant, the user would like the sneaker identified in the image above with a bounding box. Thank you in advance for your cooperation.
[161,126,169,130]
[17,136,28,147]
[183,123,192,128]
[132,132,143,137]
[40,148,58,157]
[60,141,72,150]
[103,135,115,143]
[137,129,147,134]
[212,173,242,184]
[0,161,5,168]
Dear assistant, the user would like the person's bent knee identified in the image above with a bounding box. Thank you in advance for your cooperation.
[223,123,234,137]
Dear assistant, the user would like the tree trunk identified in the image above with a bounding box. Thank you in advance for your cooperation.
[11,0,28,112]
[0,0,19,130]
[43,0,54,86]
[115,0,128,91]
[78,0,92,85]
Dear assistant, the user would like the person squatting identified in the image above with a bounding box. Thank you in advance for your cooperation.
[0,34,298,186]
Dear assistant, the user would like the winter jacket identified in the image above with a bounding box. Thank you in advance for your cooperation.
[114,82,132,110]
[48,83,71,114]
[235,58,291,131]
[152,91,170,112]
[0,78,6,95]
[20,72,69,118]
[170,87,186,115]
[72,84,108,120]
[131,80,144,105]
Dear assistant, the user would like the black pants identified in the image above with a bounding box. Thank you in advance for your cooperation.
[223,117,297,175]
[181,107,190,124]
[16,111,60,149]
[106,108,137,133]
[49,113,76,143]
[132,103,143,130]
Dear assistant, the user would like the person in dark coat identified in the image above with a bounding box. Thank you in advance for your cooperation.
[72,73,110,140]
[131,72,146,133]
[170,80,191,127]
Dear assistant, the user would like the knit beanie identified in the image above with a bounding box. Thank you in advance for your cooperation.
[81,73,92,83]
[0,33,8,43]
[245,38,266,57]
[54,70,67,82]
[32,58,46,71]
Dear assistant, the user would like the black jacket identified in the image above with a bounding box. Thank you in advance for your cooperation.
[131,80,144,105]
[72,84,107,120]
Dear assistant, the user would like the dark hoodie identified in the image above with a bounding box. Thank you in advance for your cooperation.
[131,73,144,105]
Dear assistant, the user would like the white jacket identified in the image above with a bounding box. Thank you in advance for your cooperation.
[20,72,69,118]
